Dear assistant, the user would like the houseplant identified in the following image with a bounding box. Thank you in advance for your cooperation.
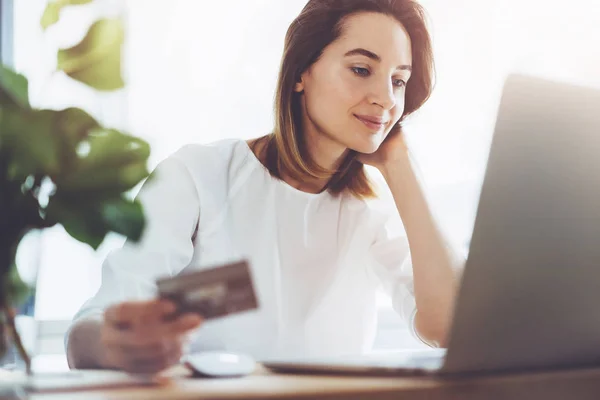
[0,0,150,374]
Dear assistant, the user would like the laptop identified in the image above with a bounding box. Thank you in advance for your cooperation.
[260,74,600,377]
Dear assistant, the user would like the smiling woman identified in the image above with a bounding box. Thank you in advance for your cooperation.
[256,0,434,198]
[64,0,460,373]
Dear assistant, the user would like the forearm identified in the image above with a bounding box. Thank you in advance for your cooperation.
[66,317,112,370]
[381,156,460,347]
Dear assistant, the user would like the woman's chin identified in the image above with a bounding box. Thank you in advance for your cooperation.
[345,136,383,155]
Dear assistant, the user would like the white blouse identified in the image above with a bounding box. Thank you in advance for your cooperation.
[67,139,418,359]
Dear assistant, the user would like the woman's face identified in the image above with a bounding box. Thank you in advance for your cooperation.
[296,12,413,155]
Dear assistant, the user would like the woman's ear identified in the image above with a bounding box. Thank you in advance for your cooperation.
[294,70,307,93]
[294,78,305,93]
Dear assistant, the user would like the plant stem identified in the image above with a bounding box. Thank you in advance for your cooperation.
[0,238,32,376]
[0,299,31,375]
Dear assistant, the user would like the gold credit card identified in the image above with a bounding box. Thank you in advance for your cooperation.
[156,260,259,320]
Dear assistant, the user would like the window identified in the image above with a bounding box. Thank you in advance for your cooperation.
[11,0,600,356]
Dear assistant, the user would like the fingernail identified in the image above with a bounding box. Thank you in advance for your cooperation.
[186,314,203,325]
[162,300,176,313]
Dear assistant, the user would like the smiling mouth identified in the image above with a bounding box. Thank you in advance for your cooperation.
[354,115,388,131]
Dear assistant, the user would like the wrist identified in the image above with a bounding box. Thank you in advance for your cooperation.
[378,153,412,181]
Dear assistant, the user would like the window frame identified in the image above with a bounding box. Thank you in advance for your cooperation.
[0,0,14,66]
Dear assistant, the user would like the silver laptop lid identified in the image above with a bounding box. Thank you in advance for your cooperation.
[442,74,600,375]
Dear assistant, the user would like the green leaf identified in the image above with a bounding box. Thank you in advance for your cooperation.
[76,128,150,168]
[46,195,108,250]
[0,107,103,181]
[52,107,100,168]
[0,64,29,108]
[40,2,60,31]
[54,127,150,195]
[101,198,145,241]
[46,194,146,249]
[57,19,125,91]
[41,0,94,31]
[0,108,60,178]
[55,107,100,145]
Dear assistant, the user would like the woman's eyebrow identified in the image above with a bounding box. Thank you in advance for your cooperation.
[344,48,412,71]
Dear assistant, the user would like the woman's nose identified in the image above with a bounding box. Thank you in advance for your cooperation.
[368,79,396,110]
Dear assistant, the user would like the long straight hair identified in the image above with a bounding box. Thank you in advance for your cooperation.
[260,0,435,199]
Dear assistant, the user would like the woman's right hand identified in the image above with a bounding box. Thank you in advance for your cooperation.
[100,299,203,374]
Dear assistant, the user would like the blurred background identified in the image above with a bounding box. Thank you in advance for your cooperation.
[4,0,599,370]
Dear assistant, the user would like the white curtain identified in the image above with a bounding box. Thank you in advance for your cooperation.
[14,1,600,349]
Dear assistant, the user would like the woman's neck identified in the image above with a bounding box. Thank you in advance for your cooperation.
[303,128,348,172]
[248,134,348,194]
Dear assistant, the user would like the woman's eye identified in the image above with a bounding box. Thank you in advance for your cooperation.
[393,79,407,88]
[351,67,370,77]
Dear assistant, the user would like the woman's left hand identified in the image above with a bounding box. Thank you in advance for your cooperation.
[357,127,409,172]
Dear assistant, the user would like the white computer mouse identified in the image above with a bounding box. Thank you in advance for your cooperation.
[183,351,257,378]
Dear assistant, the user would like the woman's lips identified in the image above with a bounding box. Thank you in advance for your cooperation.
[354,114,388,131]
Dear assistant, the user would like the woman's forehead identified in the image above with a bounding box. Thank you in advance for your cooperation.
[334,12,413,64]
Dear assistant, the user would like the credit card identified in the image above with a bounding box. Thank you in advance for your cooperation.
[155,260,259,320]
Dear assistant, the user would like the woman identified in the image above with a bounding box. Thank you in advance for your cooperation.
[67,0,462,374]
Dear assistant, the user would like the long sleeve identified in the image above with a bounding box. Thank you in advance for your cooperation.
[66,151,201,343]
[369,211,417,331]
[368,203,463,347]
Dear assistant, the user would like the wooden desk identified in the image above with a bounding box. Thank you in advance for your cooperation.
[30,365,600,400]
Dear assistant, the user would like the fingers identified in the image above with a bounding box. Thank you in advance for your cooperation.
[161,313,204,336]
[101,299,202,374]
[104,313,202,347]
[101,333,186,374]
[119,342,184,374]
[120,340,174,359]
[120,348,183,374]
[105,299,176,329]
[100,309,202,374]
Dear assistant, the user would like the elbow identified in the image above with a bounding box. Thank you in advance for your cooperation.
[414,312,451,348]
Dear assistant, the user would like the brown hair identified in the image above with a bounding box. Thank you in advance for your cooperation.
[259,0,435,199]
